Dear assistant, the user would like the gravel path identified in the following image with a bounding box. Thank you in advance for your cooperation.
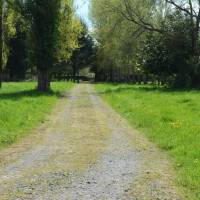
[0,84,184,200]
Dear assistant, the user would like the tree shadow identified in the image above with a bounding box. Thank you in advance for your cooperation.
[0,89,63,101]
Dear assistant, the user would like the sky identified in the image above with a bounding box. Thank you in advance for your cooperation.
[74,0,93,29]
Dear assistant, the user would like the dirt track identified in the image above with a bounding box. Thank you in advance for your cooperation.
[0,84,184,200]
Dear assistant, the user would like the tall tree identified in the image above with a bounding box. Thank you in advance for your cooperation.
[91,0,142,82]
[29,0,61,91]
[56,1,82,64]
[71,23,96,80]
[6,16,28,81]
[0,0,23,88]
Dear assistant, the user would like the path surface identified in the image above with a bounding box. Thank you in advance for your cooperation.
[0,84,183,200]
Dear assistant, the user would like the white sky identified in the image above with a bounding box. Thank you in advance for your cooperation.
[74,0,93,29]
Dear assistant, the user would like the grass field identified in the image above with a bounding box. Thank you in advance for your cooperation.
[0,82,74,148]
[96,83,200,200]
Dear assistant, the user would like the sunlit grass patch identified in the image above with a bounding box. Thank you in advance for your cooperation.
[96,83,200,200]
[0,82,74,148]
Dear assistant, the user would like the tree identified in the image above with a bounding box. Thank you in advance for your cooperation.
[0,0,83,88]
[6,16,28,81]
[91,0,142,82]
[57,2,82,63]
[70,23,96,81]
[28,0,61,91]
[25,0,82,91]
[110,0,200,60]
[91,0,200,87]
[0,0,24,88]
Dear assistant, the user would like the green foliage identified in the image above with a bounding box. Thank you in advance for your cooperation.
[0,0,89,93]
[140,11,195,87]
[2,1,19,68]
[26,0,84,71]
[6,15,28,80]
[90,0,142,81]
[96,83,200,200]
[28,0,61,71]
[91,0,200,87]
[57,1,82,63]
[0,0,86,88]
[71,23,97,76]
[23,0,84,82]
[0,81,74,148]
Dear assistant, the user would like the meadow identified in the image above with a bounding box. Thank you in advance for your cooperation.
[0,82,73,148]
[96,83,200,200]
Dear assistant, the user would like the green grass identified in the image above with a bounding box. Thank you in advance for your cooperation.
[0,82,74,148]
[96,83,200,200]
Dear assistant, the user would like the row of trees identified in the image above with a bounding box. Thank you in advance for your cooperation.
[91,0,200,87]
[0,0,95,91]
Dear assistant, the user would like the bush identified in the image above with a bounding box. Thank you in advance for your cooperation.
[140,11,200,88]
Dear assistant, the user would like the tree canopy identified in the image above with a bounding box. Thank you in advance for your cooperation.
[0,0,90,90]
[1,0,200,88]
[90,0,200,87]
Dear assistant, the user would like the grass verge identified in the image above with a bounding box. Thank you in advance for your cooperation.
[96,83,200,200]
[0,82,74,148]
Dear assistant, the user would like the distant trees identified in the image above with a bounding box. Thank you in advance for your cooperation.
[0,0,86,91]
[4,0,200,88]
[71,23,96,81]
[91,0,200,87]
[91,0,140,82]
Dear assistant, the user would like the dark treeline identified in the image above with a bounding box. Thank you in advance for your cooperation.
[90,0,200,88]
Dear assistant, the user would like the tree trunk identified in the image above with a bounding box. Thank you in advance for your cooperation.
[72,64,77,82]
[193,10,200,56]
[37,70,50,92]
[77,68,80,83]
[0,2,3,89]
